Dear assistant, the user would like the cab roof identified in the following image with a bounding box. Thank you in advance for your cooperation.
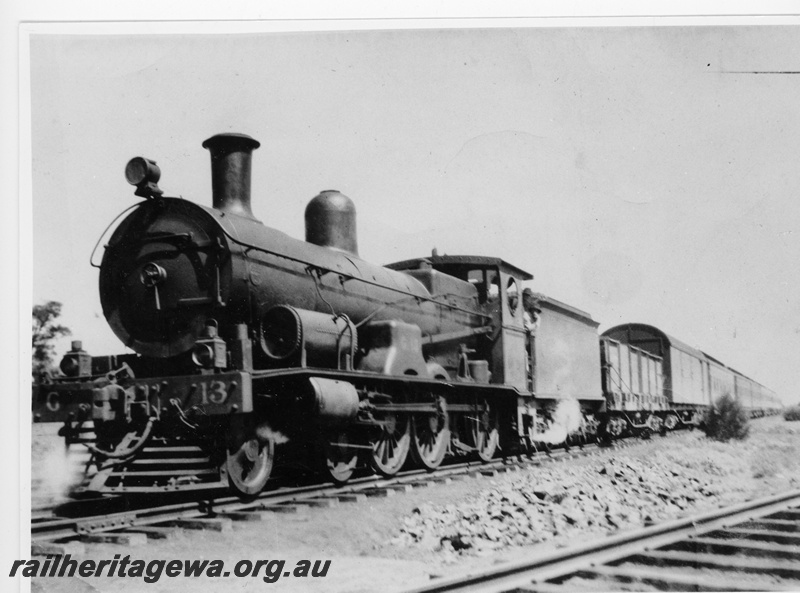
[385,255,533,281]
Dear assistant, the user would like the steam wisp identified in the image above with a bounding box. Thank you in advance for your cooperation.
[33,433,87,505]
[536,398,583,445]
[256,422,290,445]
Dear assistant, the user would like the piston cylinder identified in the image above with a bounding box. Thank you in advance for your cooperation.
[308,377,359,423]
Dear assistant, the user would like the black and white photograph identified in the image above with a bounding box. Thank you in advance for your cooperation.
[11,6,800,592]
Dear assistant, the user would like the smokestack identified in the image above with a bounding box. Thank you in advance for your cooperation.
[202,133,260,220]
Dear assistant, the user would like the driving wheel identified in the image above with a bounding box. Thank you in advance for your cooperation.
[370,412,411,476]
[322,431,359,484]
[473,403,499,462]
[410,397,450,471]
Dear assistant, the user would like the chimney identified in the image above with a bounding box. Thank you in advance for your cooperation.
[202,133,260,220]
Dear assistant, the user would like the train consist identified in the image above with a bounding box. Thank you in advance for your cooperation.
[600,324,780,437]
[32,133,781,498]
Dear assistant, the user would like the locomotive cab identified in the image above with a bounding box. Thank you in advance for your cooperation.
[386,255,532,390]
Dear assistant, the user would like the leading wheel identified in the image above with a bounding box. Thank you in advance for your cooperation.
[370,413,411,476]
[410,397,450,471]
[473,403,499,462]
[226,438,274,497]
[321,431,359,484]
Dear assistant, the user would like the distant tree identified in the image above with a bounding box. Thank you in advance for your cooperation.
[32,301,71,381]
[784,404,800,422]
[703,393,750,441]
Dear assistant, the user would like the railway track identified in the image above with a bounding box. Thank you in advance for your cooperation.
[32,434,659,550]
[403,488,800,592]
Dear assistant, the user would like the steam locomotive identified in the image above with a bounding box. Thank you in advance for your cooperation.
[32,133,780,498]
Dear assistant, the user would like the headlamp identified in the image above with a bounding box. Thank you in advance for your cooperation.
[191,343,216,369]
[125,156,163,199]
[191,320,227,370]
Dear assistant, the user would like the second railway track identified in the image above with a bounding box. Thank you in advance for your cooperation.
[402,488,800,593]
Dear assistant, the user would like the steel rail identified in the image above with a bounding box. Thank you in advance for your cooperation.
[401,488,800,593]
[30,455,565,542]
[32,434,654,544]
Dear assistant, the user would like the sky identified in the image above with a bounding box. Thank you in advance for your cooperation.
[24,22,800,406]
